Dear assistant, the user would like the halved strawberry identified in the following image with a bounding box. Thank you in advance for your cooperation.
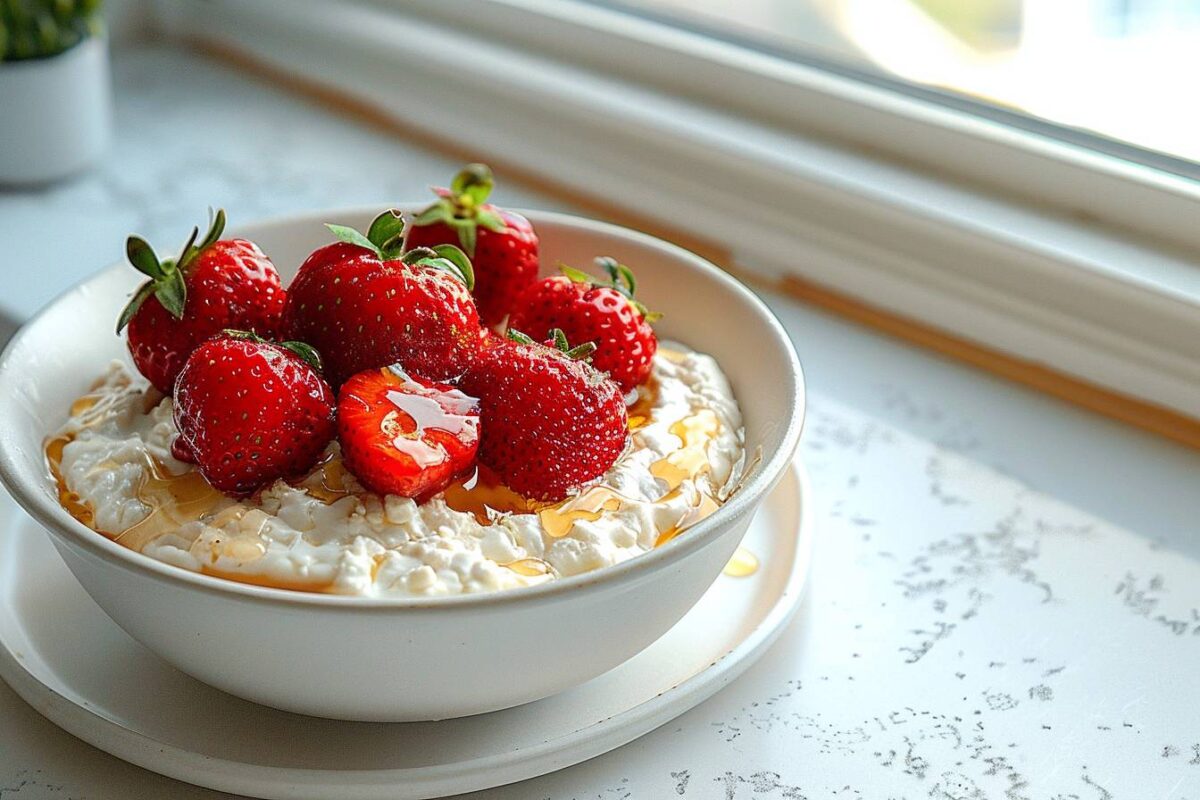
[337,366,480,498]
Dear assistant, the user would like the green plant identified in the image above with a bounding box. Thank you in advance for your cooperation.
[1,0,102,61]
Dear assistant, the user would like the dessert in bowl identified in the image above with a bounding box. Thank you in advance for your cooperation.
[0,166,804,720]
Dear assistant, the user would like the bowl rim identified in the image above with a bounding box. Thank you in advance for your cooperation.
[0,206,805,612]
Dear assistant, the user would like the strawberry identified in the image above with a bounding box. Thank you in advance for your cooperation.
[337,366,480,498]
[508,257,660,393]
[406,164,539,328]
[282,210,480,388]
[477,325,506,351]
[172,332,336,495]
[459,329,628,501]
[118,209,286,394]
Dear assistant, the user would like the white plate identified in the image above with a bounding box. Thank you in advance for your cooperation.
[0,462,811,800]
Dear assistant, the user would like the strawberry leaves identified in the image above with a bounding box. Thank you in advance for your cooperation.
[402,244,476,291]
[560,256,663,323]
[507,327,597,361]
[116,282,156,333]
[117,208,227,333]
[412,163,509,257]
[125,235,161,277]
[450,162,494,202]
[366,209,406,255]
[324,210,477,291]
[326,208,403,260]
[326,223,382,255]
[327,208,408,260]
[222,329,325,373]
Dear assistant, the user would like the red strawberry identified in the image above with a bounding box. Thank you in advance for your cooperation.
[118,210,286,393]
[406,164,539,328]
[477,326,506,351]
[172,332,336,495]
[282,210,480,387]
[459,329,628,501]
[508,257,660,393]
[337,366,480,498]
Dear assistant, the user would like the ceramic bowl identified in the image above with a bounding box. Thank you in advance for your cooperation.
[0,208,804,721]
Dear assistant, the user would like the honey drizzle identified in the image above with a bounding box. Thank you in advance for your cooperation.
[199,565,335,594]
[539,486,635,539]
[45,434,95,527]
[48,347,745,592]
[47,383,226,551]
[113,458,224,552]
[654,490,721,547]
[444,369,727,545]
[291,450,353,504]
[502,557,553,577]
[626,376,658,431]
[441,465,546,524]
[722,546,759,577]
[649,409,720,492]
[46,377,148,530]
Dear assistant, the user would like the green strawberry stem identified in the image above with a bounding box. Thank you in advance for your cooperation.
[366,209,406,254]
[559,256,663,323]
[506,327,597,361]
[325,211,476,290]
[116,208,227,333]
[410,163,508,257]
[401,245,475,291]
[222,329,325,373]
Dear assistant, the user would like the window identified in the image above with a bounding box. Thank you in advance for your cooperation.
[600,0,1200,177]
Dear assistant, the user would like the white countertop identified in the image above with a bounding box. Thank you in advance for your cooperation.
[2,46,1198,800]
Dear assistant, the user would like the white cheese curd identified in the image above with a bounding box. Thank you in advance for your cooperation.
[51,345,745,598]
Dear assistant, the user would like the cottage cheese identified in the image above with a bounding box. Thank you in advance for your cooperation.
[50,345,744,597]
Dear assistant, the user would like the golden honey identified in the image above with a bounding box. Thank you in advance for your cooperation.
[113,458,224,552]
[442,464,546,523]
[539,486,634,539]
[654,490,721,547]
[502,557,553,577]
[46,351,743,595]
[199,564,334,594]
[626,376,659,431]
[45,433,95,528]
[723,546,759,577]
[292,451,353,504]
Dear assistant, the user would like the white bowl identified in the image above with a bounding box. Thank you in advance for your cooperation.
[0,208,804,722]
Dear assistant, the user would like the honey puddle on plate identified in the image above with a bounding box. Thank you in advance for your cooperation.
[723,546,759,577]
[47,352,744,590]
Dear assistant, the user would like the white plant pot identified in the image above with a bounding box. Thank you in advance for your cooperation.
[0,37,111,184]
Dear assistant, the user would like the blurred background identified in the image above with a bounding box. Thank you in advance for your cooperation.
[608,0,1200,169]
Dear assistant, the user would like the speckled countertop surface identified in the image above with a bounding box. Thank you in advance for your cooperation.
[1,46,1198,800]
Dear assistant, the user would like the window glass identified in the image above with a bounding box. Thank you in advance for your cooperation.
[601,0,1200,171]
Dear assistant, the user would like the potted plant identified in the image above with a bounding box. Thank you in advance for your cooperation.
[0,0,110,184]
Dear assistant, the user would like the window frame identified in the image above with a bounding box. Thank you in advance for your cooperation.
[388,0,1200,254]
